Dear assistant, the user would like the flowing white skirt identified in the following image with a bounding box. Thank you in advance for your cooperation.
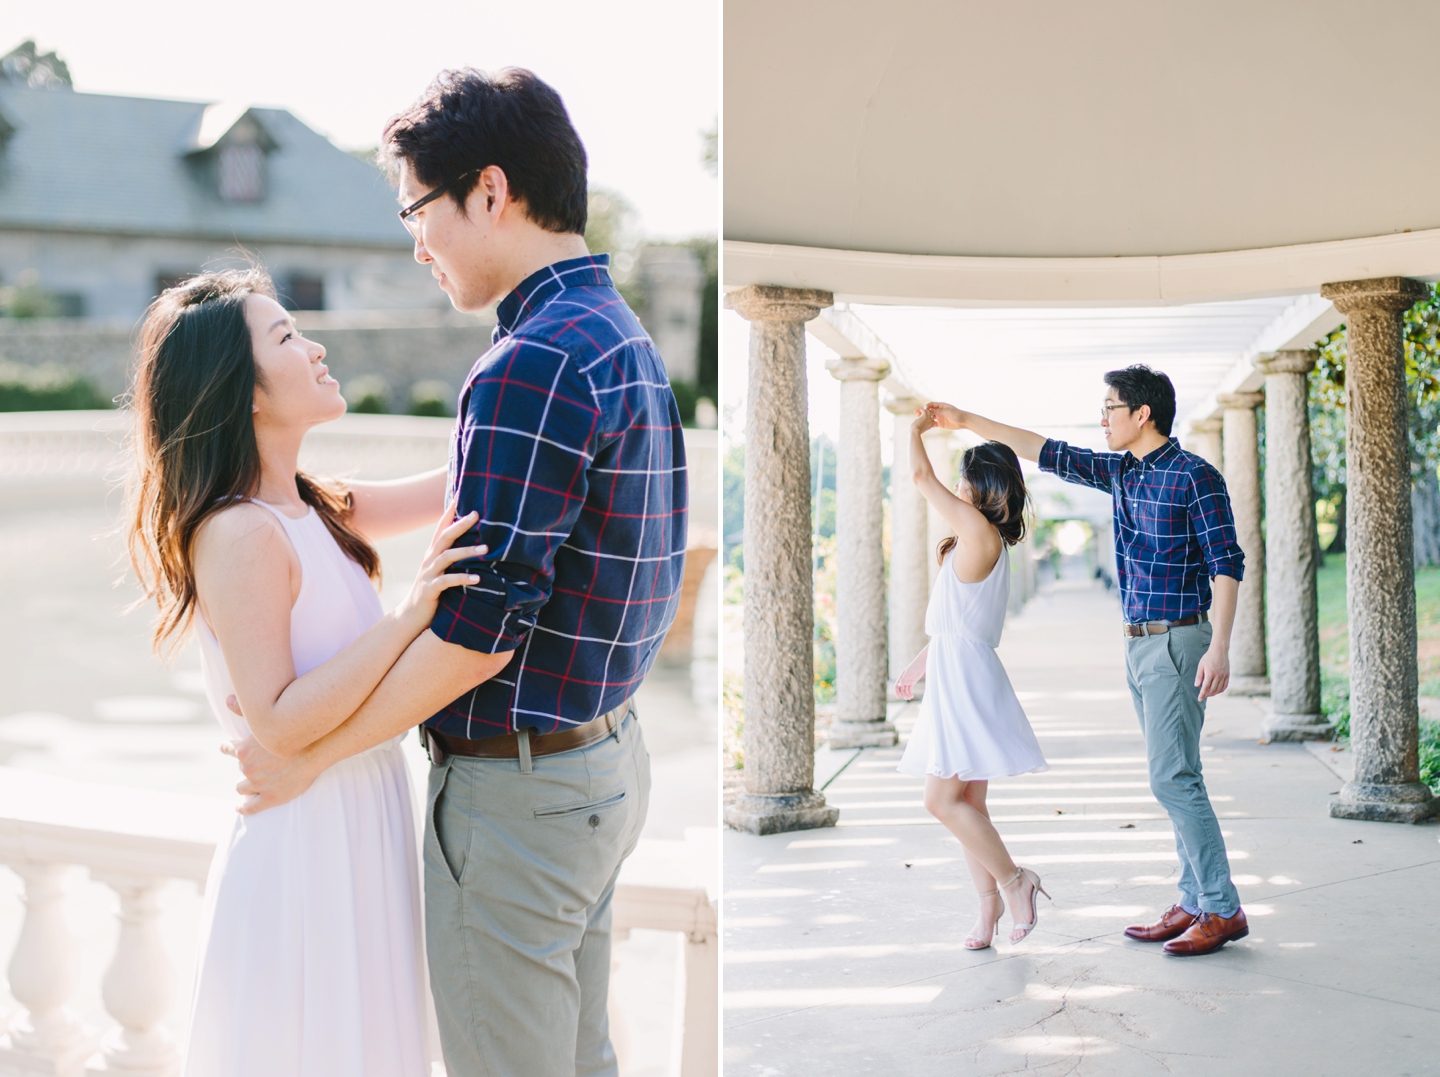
[898,634,1048,781]
[183,738,437,1077]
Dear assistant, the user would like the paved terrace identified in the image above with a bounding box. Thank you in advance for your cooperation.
[723,580,1440,1076]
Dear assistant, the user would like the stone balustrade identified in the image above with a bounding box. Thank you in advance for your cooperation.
[0,766,718,1077]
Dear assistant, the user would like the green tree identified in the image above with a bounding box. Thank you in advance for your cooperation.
[1310,282,1440,563]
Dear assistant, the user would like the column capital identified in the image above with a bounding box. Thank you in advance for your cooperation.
[1216,391,1265,410]
[884,393,923,415]
[725,285,833,324]
[1254,349,1317,376]
[1320,276,1428,315]
[1189,417,1223,434]
[826,355,890,382]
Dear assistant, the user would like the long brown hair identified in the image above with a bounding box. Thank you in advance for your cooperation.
[937,440,1030,563]
[125,268,379,655]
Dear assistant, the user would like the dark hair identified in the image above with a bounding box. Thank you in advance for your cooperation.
[381,67,588,234]
[125,268,379,655]
[1103,364,1176,436]
[937,440,1029,562]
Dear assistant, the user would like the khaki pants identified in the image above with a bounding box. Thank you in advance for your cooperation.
[423,709,650,1077]
[1124,622,1240,916]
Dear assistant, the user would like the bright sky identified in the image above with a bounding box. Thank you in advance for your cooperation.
[7,0,718,240]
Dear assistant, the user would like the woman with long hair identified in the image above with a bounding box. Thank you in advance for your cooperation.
[894,404,1050,950]
[126,268,480,1075]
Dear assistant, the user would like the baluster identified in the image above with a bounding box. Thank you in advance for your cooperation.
[676,917,718,1077]
[0,862,89,1076]
[88,873,179,1077]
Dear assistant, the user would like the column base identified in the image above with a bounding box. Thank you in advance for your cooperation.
[1227,675,1271,696]
[1261,714,1334,742]
[1328,781,1440,824]
[828,720,898,749]
[723,791,840,835]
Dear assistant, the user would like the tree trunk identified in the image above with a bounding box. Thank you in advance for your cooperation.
[1328,490,1347,553]
[1412,460,1440,567]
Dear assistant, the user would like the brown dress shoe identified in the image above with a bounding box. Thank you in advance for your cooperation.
[1162,908,1249,956]
[1123,905,1197,942]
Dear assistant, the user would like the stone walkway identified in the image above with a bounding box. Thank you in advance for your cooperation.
[723,579,1440,1076]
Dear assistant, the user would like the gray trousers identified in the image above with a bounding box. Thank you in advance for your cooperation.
[423,710,650,1077]
[1124,622,1240,916]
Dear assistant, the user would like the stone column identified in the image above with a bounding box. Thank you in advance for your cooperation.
[885,395,930,689]
[1321,277,1439,823]
[1254,351,1330,741]
[1217,392,1269,695]
[1187,418,1224,468]
[827,355,897,747]
[722,286,839,835]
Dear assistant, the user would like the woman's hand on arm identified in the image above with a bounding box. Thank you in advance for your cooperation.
[201,505,484,760]
[346,467,449,542]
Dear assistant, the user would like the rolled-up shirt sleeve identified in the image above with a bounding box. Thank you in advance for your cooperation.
[1188,463,1246,581]
[1038,437,1123,492]
[429,337,601,654]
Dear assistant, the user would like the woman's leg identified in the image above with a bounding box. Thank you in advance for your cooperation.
[924,775,1039,940]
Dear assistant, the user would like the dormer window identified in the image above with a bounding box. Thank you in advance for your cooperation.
[182,104,277,204]
[218,143,264,202]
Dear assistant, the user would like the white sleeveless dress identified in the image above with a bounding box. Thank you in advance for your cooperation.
[898,547,1048,781]
[184,501,436,1077]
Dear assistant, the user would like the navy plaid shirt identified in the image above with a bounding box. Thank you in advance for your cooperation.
[425,255,687,737]
[1039,437,1244,623]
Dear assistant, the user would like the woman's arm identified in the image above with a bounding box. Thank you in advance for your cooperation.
[346,467,448,542]
[910,411,1002,578]
[195,503,484,758]
[895,644,929,700]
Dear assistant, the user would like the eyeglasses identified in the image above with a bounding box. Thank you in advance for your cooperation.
[1100,402,1133,421]
[398,169,480,239]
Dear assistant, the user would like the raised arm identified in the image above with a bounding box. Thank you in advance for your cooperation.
[925,403,1046,462]
[910,409,1003,579]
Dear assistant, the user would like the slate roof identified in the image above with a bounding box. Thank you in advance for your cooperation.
[0,86,411,249]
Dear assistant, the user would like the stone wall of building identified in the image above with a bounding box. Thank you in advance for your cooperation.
[0,311,495,411]
[0,230,443,322]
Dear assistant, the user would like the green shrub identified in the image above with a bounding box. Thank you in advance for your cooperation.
[0,361,110,411]
[408,379,452,418]
[1420,718,1440,794]
[345,374,390,414]
[670,378,697,425]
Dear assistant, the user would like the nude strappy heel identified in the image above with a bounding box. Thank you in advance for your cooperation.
[965,888,1005,950]
[1004,866,1051,943]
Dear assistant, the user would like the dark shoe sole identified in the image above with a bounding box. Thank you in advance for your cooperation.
[1124,929,1189,942]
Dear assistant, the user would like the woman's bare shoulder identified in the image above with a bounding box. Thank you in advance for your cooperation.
[193,501,287,562]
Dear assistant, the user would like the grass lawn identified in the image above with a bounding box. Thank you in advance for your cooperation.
[1315,553,1440,791]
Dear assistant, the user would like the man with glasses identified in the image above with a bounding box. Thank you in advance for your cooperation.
[923,364,1248,957]
[231,68,686,1074]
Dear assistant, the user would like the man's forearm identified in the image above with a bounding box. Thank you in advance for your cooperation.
[959,412,1046,462]
[1208,574,1239,650]
[303,629,511,770]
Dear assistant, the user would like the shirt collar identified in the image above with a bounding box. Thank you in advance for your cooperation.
[1136,437,1181,470]
[493,254,613,339]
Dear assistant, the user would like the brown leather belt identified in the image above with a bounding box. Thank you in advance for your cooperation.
[1123,611,1208,638]
[424,699,632,766]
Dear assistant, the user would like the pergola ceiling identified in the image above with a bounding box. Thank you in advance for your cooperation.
[725,1,1440,267]
[850,297,1299,433]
